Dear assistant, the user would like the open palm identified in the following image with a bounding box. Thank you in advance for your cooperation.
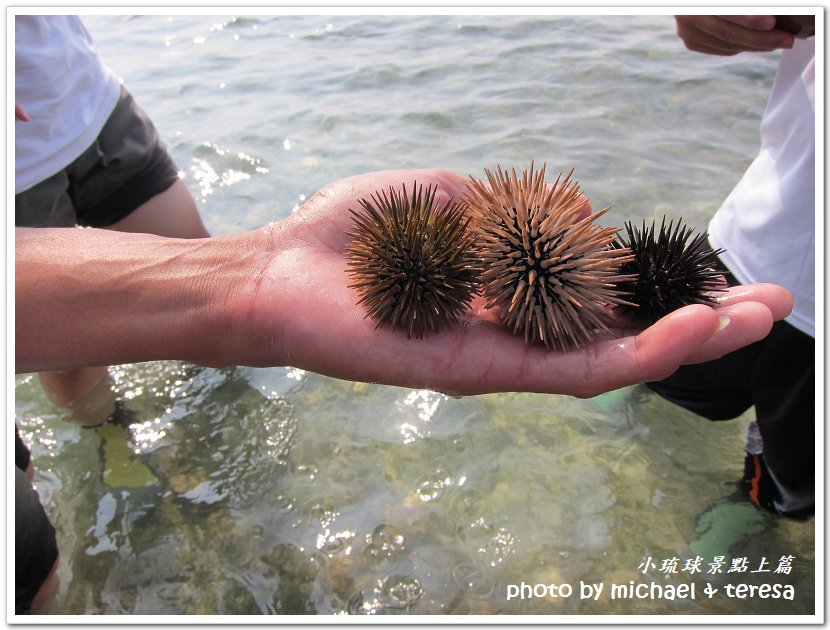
[244,168,792,397]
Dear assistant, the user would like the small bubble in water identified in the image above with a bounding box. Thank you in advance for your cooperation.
[450,562,495,597]
[295,464,318,480]
[346,591,368,615]
[317,534,344,555]
[379,575,423,609]
[346,590,382,615]
[455,515,493,543]
[417,482,440,502]
[316,529,353,556]
[310,502,337,527]
[482,527,516,567]
[415,469,452,503]
[448,484,489,519]
[364,524,405,560]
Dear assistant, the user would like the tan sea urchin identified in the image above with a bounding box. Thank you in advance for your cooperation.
[345,182,480,339]
[463,164,635,351]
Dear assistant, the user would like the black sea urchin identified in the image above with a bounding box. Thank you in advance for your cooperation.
[345,183,480,339]
[612,218,726,325]
[463,164,635,351]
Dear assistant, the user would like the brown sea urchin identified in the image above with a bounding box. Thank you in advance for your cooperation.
[463,164,635,351]
[345,183,480,339]
[612,218,726,325]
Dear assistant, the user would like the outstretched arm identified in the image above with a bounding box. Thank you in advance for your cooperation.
[16,168,792,397]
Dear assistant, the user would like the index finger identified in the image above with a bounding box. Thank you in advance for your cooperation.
[714,15,795,49]
[720,15,777,31]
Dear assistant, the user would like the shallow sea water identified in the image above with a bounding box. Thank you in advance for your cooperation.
[15,13,815,616]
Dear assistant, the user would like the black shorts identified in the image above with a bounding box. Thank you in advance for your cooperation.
[16,425,31,472]
[15,429,59,615]
[15,85,180,228]
[646,260,815,519]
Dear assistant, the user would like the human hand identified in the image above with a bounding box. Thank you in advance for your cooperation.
[15,103,30,121]
[674,16,795,55]
[773,15,815,39]
[14,169,792,395]
[236,169,793,397]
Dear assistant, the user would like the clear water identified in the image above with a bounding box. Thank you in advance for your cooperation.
[16,13,815,616]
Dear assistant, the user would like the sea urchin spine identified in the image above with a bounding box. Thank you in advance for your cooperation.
[345,183,480,339]
[463,164,635,351]
[611,218,726,325]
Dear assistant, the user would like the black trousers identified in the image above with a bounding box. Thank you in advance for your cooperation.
[15,428,59,613]
[646,263,815,519]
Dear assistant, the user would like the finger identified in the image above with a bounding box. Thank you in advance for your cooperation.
[720,15,777,31]
[682,41,743,56]
[711,282,793,321]
[683,26,788,54]
[773,15,816,38]
[301,168,469,220]
[447,304,723,397]
[606,304,722,390]
[15,103,30,121]
[575,192,592,221]
[682,301,774,364]
[292,168,470,246]
[417,284,790,396]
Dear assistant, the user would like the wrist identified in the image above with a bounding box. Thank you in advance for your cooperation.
[125,228,283,369]
[159,229,260,368]
[189,225,288,368]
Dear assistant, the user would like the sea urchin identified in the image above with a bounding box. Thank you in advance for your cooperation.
[611,218,726,325]
[463,164,635,351]
[345,182,480,339]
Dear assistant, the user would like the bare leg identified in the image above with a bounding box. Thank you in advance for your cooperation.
[29,555,60,614]
[38,367,115,427]
[37,179,209,424]
[103,178,210,238]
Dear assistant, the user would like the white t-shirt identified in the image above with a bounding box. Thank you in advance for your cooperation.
[15,15,121,193]
[709,38,816,337]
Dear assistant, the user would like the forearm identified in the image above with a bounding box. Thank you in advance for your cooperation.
[15,227,265,373]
